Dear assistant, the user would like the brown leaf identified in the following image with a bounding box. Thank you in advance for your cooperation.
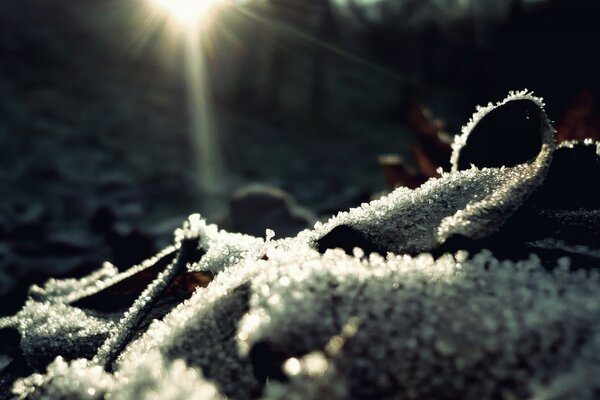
[378,154,427,189]
[556,89,600,142]
[72,251,178,313]
[164,271,214,297]
[380,99,451,189]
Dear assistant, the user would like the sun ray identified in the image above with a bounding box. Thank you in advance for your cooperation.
[234,3,419,86]
[126,11,169,59]
[150,0,226,29]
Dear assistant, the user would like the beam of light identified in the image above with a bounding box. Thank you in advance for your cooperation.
[147,0,228,201]
[234,3,422,88]
[151,0,224,28]
[143,0,427,202]
[183,22,225,193]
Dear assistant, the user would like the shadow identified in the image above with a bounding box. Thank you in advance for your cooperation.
[160,284,262,399]
[456,99,544,170]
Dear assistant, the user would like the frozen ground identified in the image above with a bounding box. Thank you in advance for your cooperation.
[1,92,599,399]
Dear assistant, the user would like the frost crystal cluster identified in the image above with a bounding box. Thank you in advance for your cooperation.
[1,91,599,399]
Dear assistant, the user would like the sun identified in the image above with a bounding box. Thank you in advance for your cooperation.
[151,0,224,28]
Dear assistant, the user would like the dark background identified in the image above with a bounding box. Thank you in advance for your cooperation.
[1,0,599,312]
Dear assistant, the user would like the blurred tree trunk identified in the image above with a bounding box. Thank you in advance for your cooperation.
[310,0,336,124]
[255,0,288,114]
[252,0,336,121]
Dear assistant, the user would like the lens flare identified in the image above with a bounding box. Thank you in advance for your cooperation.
[148,0,228,199]
[151,0,223,27]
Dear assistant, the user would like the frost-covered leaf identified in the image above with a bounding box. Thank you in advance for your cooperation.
[2,91,600,400]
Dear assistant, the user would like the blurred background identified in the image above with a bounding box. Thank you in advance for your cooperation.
[1,0,599,313]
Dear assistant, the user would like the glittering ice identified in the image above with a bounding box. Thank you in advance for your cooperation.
[292,90,556,254]
[2,91,599,400]
[12,353,224,400]
[238,248,600,399]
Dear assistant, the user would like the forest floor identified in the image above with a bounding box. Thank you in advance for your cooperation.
[0,1,477,312]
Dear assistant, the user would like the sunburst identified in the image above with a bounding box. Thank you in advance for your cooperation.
[150,0,226,29]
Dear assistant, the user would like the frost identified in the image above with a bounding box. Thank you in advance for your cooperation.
[179,214,265,274]
[285,92,557,255]
[451,90,553,171]
[531,238,600,259]
[2,91,599,399]
[12,354,223,400]
[12,358,115,400]
[236,249,600,399]
[266,351,347,400]
[29,246,178,305]
[3,300,116,370]
[93,239,190,369]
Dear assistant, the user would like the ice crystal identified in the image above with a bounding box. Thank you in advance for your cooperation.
[13,353,223,400]
[92,240,187,369]
[7,301,115,370]
[29,245,178,305]
[238,248,600,399]
[288,93,557,255]
[2,91,599,400]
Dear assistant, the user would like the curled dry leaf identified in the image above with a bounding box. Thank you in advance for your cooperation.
[380,98,451,189]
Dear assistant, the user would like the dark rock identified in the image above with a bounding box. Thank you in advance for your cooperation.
[222,184,315,238]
